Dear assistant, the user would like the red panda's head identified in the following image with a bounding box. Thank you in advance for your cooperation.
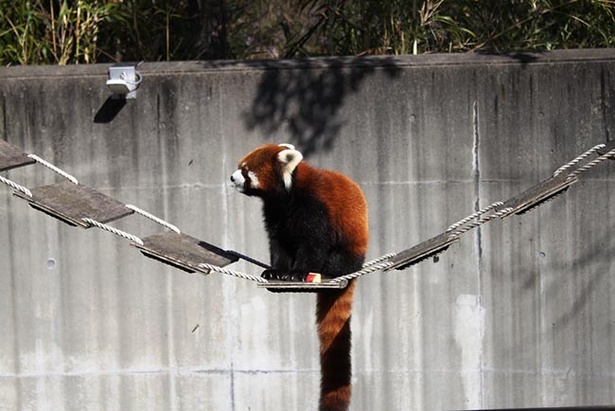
[230,143,303,196]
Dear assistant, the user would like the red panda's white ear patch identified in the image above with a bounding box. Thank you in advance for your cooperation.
[278,143,295,150]
[278,148,303,190]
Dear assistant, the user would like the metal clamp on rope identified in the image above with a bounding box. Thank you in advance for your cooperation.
[495,172,577,217]
[596,140,615,159]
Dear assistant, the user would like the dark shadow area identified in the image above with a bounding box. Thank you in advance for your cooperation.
[511,203,614,336]
[197,240,240,265]
[94,97,127,123]
[499,51,542,64]
[476,50,544,66]
[242,56,402,156]
[540,225,614,332]
[224,249,271,270]
[139,251,196,274]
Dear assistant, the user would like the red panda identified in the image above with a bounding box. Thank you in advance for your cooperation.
[230,143,368,411]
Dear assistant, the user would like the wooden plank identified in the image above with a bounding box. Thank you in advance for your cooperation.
[13,180,133,227]
[0,140,35,171]
[133,231,239,274]
[496,173,577,216]
[386,232,459,271]
[257,278,349,292]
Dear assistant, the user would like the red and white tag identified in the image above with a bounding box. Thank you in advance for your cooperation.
[305,273,322,283]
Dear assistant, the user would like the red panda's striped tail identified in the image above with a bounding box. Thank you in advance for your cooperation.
[316,279,356,411]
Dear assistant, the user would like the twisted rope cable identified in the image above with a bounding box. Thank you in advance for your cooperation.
[553,144,605,176]
[199,253,399,285]
[362,252,397,268]
[450,207,514,237]
[566,148,615,179]
[447,201,504,232]
[199,263,269,283]
[28,154,78,185]
[1,142,612,289]
[0,175,32,197]
[194,202,511,285]
[126,204,181,234]
[82,217,144,246]
[332,205,515,284]
[198,253,400,285]
[187,144,615,286]
[331,261,396,283]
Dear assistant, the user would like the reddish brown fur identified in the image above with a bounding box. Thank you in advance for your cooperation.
[316,281,357,411]
[293,162,369,258]
[235,144,368,411]
[237,145,280,194]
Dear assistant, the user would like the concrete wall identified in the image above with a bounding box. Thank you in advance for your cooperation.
[1,49,614,411]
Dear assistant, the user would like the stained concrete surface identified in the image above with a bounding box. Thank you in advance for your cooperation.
[0,49,614,410]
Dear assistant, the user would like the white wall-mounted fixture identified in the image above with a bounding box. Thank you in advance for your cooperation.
[106,63,142,100]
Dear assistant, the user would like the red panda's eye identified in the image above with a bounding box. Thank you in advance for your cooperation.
[240,164,251,179]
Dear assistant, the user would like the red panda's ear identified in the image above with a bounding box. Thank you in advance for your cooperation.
[277,148,303,190]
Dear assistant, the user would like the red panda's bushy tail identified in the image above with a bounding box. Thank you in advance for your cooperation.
[316,279,356,411]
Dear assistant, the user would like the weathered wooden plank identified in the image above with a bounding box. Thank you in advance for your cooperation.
[13,180,133,227]
[256,278,349,292]
[0,140,35,171]
[133,231,238,274]
[496,173,577,216]
[386,232,459,271]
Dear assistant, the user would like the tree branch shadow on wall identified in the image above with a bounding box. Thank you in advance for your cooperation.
[242,57,402,156]
[478,51,542,65]
[521,225,614,333]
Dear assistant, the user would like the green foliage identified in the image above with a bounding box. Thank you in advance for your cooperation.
[285,0,615,56]
[0,0,613,65]
[0,0,117,65]
[439,0,615,52]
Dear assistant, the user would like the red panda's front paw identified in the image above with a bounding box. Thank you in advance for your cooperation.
[284,271,310,282]
[261,270,311,282]
[261,269,279,280]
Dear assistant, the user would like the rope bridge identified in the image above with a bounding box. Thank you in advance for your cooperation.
[1,139,614,291]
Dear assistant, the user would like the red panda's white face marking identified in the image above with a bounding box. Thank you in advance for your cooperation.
[230,143,303,195]
[230,163,260,193]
